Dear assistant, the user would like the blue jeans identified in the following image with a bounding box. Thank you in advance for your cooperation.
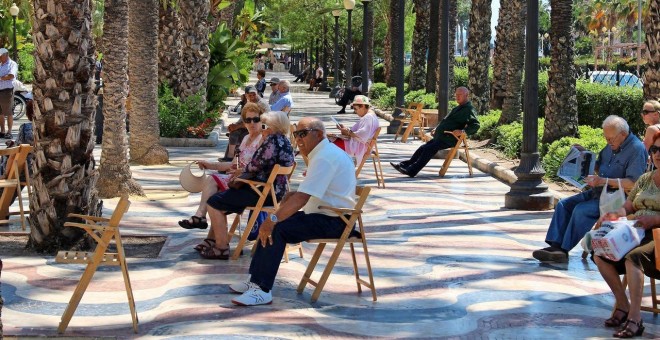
[249,211,347,291]
[545,190,599,252]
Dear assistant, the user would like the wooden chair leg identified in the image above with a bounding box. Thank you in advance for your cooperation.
[115,231,139,333]
[16,182,25,231]
[359,234,378,302]
[311,239,348,302]
[439,146,459,177]
[349,243,362,294]
[463,143,473,177]
[232,211,260,260]
[651,277,658,316]
[297,243,326,294]
[227,214,242,243]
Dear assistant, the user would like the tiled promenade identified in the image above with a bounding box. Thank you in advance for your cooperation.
[2,72,660,339]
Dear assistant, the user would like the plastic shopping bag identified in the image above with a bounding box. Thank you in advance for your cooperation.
[599,178,625,217]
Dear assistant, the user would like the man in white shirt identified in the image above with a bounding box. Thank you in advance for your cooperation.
[307,64,324,91]
[230,117,357,306]
[0,48,17,139]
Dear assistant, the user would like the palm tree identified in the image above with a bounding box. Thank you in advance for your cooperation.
[490,1,512,110]
[467,0,492,116]
[158,1,182,92]
[409,0,430,91]
[542,0,578,143]
[500,0,526,125]
[178,0,210,104]
[426,0,439,93]
[28,0,102,252]
[129,0,169,165]
[96,0,143,198]
[643,0,659,100]
[210,0,237,33]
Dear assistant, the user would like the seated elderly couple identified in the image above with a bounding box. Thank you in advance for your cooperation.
[532,114,660,338]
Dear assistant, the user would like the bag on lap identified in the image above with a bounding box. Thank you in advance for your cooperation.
[587,219,644,261]
[599,178,625,217]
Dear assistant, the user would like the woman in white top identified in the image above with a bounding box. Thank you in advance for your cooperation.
[329,95,380,165]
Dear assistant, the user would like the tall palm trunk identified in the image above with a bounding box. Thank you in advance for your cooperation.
[384,3,395,86]
[426,0,439,93]
[28,0,101,252]
[448,0,457,89]
[644,0,660,100]
[129,0,169,165]
[210,0,236,33]
[500,0,526,124]
[409,0,430,91]
[158,2,182,91]
[490,1,512,110]
[178,0,210,106]
[467,0,492,116]
[542,0,578,143]
[96,0,143,198]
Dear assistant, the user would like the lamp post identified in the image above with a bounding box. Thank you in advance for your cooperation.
[344,0,355,83]
[319,20,330,91]
[9,3,19,63]
[330,9,342,97]
[361,0,371,94]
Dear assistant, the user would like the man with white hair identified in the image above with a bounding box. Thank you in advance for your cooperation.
[532,115,647,263]
[270,80,294,112]
[0,48,17,139]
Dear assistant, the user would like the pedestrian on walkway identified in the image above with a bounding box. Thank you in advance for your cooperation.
[267,77,280,105]
[0,48,17,139]
[390,87,479,177]
[255,69,267,97]
[271,80,294,112]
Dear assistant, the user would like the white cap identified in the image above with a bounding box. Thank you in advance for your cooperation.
[0,48,9,55]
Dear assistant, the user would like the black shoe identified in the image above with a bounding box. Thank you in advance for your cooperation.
[306,88,314,91]
[389,162,402,172]
[337,109,346,114]
[532,246,568,263]
[390,162,413,177]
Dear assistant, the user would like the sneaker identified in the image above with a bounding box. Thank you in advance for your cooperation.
[4,132,12,139]
[229,280,257,294]
[231,286,272,306]
[532,246,568,263]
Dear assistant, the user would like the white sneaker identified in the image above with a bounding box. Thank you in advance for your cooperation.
[231,286,273,306]
[229,280,257,294]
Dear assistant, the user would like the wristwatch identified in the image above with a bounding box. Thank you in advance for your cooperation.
[269,213,278,223]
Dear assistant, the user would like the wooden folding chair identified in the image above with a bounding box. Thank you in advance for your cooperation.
[438,131,473,177]
[55,196,138,334]
[393,102,425,143]
[0,144,32,230]
[354,127,385,188]
[297,186,377,302]
[227,164,298,260]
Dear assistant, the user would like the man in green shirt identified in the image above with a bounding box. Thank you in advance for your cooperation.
[390,87,480,177]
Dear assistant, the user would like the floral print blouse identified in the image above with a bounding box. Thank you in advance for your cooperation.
[244,133,295,200]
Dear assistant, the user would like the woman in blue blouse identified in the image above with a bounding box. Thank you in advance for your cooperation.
[200,111,295,260]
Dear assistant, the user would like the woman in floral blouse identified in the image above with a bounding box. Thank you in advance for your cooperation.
[200,111,295,260]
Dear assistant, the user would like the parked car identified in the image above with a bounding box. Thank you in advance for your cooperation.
[589,70,643,88]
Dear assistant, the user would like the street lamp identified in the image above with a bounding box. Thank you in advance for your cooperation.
[361,0,371,94]
[330,9,342,98]
[9,3,19,62]
[344,0,355,84]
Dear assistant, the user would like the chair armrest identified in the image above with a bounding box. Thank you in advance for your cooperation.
[67,213,110,223]
[317,205,362,215]
[63,221,114,231]
[234,178,266,187]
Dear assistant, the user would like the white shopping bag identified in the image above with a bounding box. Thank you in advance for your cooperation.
[590,219,644,261]
[599,178,625,217]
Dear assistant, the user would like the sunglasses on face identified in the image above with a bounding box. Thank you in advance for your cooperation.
[244,116,261,123]
[642,109,657,115]
[650,145,660,154]
[292,128,318,138]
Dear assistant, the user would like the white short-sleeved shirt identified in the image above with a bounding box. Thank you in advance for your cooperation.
[298,139,356,215]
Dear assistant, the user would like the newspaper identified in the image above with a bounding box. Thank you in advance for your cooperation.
[330,116,341,127]
[557,146,596,189]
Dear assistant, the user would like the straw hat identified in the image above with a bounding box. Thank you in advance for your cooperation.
[351,95,371,107]
[179,162,207,193]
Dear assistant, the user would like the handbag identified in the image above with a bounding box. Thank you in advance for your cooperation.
[599,178,625,217]
[179,162,207,193]
[228,172,256,190]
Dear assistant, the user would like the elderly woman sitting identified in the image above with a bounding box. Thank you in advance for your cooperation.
[200,111,295,260]
[328,95,379,165]
[593,130,660,338]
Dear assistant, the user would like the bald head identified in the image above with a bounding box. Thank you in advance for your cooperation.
[455,87,469,105]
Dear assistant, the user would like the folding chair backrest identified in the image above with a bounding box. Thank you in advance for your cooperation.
[355,127,381,177]
[109,196,131,228]
[0,146,20,178]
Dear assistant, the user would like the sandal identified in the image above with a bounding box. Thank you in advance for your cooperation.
[193,238,215,252]
[200,246,230,260]
[613,319,644,338]
[604,308,628,328]
[178,216,208,230]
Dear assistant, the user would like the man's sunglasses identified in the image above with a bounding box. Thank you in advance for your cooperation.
[650,145,660,154]
[292,128,318,138]
[244,116,261,123]
[642,109,657,115]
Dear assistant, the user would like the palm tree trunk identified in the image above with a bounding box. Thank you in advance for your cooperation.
[129,0,169,165]
[426,0,439,93]
[385,2,395,86]
[448,0,457,89]
[643,0,660,100]
[210,0,237,33]
[178,0,210,106]
[467,0,492,116]
[28,0,102,252]
[158,2,182,92]
[490,0,512,110]
[500,0,526,124]
[96,0,143,198]
[409,0,430,91]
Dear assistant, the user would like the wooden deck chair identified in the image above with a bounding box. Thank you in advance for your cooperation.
[393,102,425,143]
[354,127,385,188]
[438,131,473,177]
[0,145,31,230]
[297,186,377,303]
[55,196,138,334]
[227,164,296,260]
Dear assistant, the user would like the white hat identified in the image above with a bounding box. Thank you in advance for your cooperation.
[179,162,207,193]
[0,48,9,55]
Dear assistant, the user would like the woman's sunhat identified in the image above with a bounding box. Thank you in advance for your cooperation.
[351,95,371,107]
[179,162,207,193]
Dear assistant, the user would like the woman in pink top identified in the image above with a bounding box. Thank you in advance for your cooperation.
[330,95,379,165]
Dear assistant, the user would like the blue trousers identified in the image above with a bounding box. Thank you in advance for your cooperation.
[249,211,346,291]
[545,190,599,252]
[401,138,453,177]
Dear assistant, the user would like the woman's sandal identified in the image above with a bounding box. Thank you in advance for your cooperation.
[193,238,215,252]
[604,308,629,327]
[613,319,644,338]
[200,246,230,260]
[178,216,208,230]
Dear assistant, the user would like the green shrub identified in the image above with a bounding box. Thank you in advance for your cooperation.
[373,87,397,110]
[574,36,593,56]
[474,110,501,140]
[453,67,468,89]
[18,43,34,83]
[538,57,551,69]
[374,63,385,83]
[575,80,645,135]
[494,118,544,159]
[541,125,607,181]
[370,82,389,100]
[159,84,219,138]
[404,89,437,109]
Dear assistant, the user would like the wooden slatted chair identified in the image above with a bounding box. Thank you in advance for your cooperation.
[55,195,138,334]
[227,164,297,260]
[438,131,473,177]
[354,127,385,188]
[297,186,376,302]
[393,102,425,143]
[0,144,32,230]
